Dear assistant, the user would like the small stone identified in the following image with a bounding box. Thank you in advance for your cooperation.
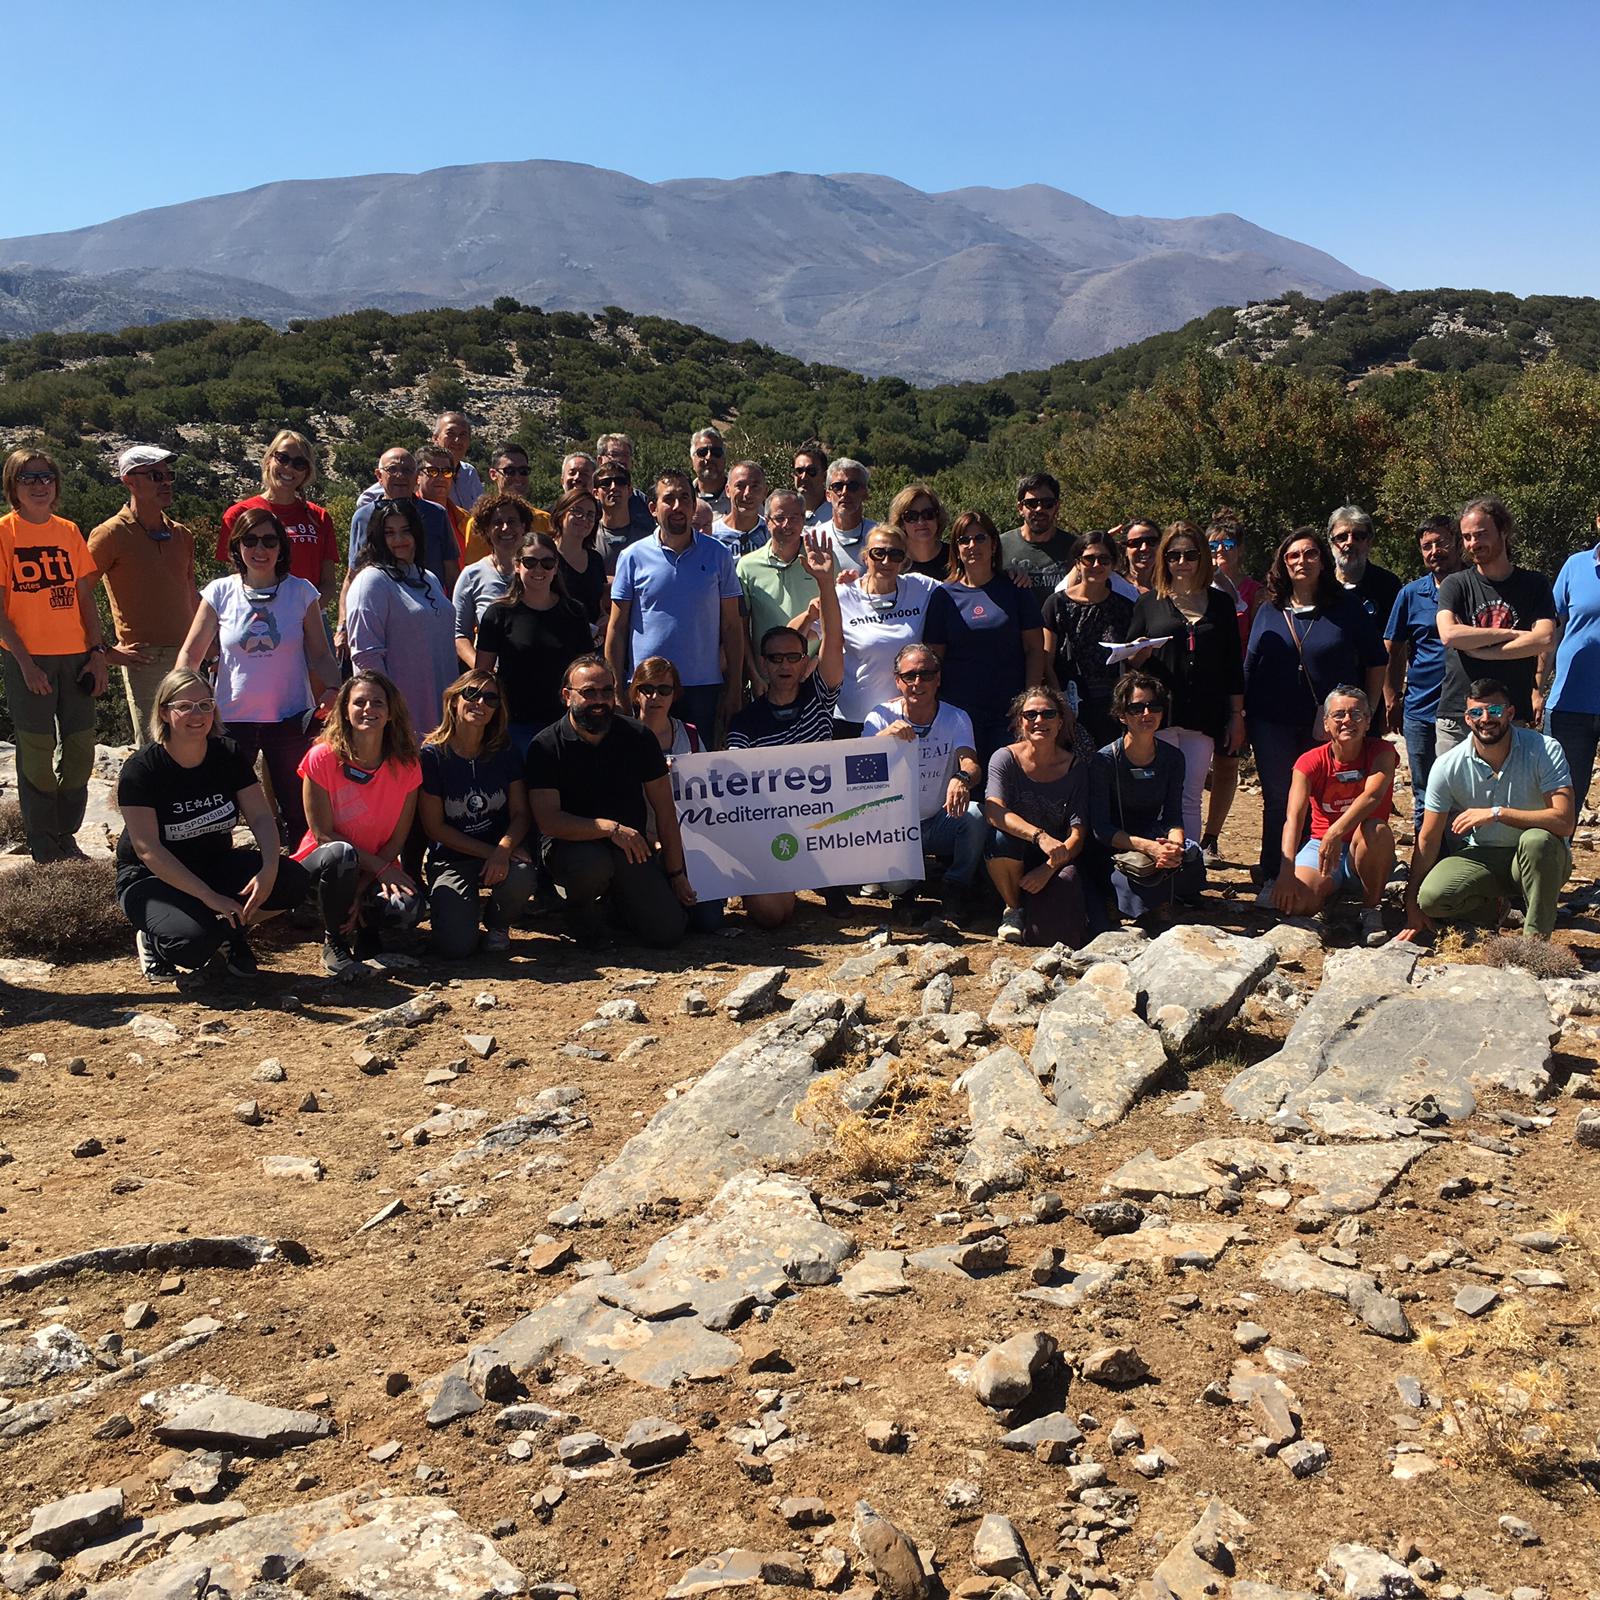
[92,1413,134,1441]
[506,1439,533,1461]
[780,1496,830,1528]
[1454,1284,1500,1317]
[1233,1321,1271,1351]
[863,1419,906,1453]
[680,989,709,1015]
[1351,1286,1413,1341]
[1108,1417,1143,1455]
[464,1352,519,1402]
[1575,1108,1600,1148]
[64,1057,86,1077]
[0,1551,60,1593]
[19,1486,124,1555]
[1000,1412,1084,1458]
[158,1273,184,1295]
[384,1371,411,1397]
[1328,1542,1422,1599]
[1079,1343,1149,1387]
[1077,1199,1143,1235]
[948,1235,1008,1274]
[425,1374,485,1427]
[556,1430,611,1466]
[619,1417,689,1467]
[298,1091,321,1113]
[233,1100,262,1126]
[1133,1447,1172,1478]
[973,1330,1057,1410]
[123,1300,154,1330]
[1280,1439,1330,1477]
[526,1240,575,1274]
[423,1068,458,1087]
[596,998,647,1023]
[463,1033,497,1059]
[368,1440,402,1463]
[254,1058,286,1082]
[351,1048,393,1075]
[1498,1514,1539,1545]
[166,1449,226,1499]
[262,1154,324,1182]
[72,1136,104,1158]
[722,966,788,1019]
[971,1513,1037,1587]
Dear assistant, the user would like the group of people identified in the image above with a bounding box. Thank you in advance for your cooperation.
[0,411,1594,980]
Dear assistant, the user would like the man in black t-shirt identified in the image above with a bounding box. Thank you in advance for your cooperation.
[1435,497,1556,754]
[1327,506,1402,685]
[525,654,694,946]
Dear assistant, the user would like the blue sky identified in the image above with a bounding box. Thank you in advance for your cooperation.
[11,0,1596,297]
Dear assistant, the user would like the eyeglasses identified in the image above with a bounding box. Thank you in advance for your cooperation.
[1021,707,1061,722]
[1325,708,1366,722]
[1209,538,1238,552]
[133,469,175,485]
[954,532,989,546]
[594,476,629,489]
[764,650,805,665]
[418,465,453,478]
[518,556,559,571]
[1167,549,1200,564]
[272,453,311,471]
[1330,529,1370,542]
[635,683,675,699]
[793,463,822,477]
[693,445,724,458]
[168,700,216,717]
[495,464,530,478]
[866,547,907,564]
[1021,497,1058,512]
[460,686,501,706]
[830,480,865,494]
[239,534,281,548]
[1079,553,1111,566]
[902,507,938,523]
[376,463,413,476]
[1126,537,1158,551]
[1464,704,1510,720]
[570,686,616,701]
[1126,702,1163,716]
[896,667,939,681]
[17,470,56,487]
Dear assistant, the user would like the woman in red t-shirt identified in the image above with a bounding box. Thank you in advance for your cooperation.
[218,430,339,601]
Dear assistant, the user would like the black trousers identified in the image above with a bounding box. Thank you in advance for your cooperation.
[119,850,310,970]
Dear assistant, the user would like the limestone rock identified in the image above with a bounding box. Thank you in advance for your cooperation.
[1141,1498,1252,1600]
[954,1048,1065,1197]
[0,1323,91,1389]
[986,969,1057,1029]
[619,1416,689,1466]
[154,1394,332,1451]
[1079,1343,1148,1387]
[840,1250,909,1302]
[19,1486,123,1555]
[261,1155,324,1182]
[1328,1542,1422,1598]
[665,1548,812,1598]
[851,1501,928,1600]
[971,1514,1038,1592]
[1127,925,1277,1057]
[973,1330,1057,1410]
[722,966,788,1020]
[1032,973,1169,1133]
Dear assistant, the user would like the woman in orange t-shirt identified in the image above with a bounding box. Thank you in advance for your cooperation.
[0,448,112,861]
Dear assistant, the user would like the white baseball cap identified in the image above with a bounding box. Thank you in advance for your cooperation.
[116,445,174,476]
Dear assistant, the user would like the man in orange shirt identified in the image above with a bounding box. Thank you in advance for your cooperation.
[88,446,200,744]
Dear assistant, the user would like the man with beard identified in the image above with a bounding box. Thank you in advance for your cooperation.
[1000,471,1079,592]
[606,470,743,736]
[1434,497,1556,754]
[526,654,694,947]
[1328,505,1402,640]
[1385,514,1465,832]
[1402,677,1573,942]
[794,440,831,528]
[690,427,731,518]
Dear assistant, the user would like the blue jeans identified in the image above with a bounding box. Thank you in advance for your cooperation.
[1251,718,1318,879]
[1402,715,1438,833]
[886,805,985,894]
[1550,709,1600,812]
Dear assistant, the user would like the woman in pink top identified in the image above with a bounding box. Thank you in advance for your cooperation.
[294,670,422,977]
[1201,516,1265,863]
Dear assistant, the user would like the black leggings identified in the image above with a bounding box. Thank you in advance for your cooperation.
[119,850,310,970]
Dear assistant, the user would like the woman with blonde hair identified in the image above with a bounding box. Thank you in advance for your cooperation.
[418,669,535,957]
[215,429,338,601]
[887,483,949,579]
[291,670,423,977]
[0,446,111,861]
[115,668,309,982]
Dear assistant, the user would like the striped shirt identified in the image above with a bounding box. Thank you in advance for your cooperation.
[726,675,841,749]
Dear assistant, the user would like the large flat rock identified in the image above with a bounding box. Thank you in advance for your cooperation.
[1032,968,1169,1134]
[954,1048,1066,1195]
[566,992,852,1222]
[1128,926,1278,1058]
[442,1172,851,1394]
[153,1395,332,1452]
[1226,954,1554,1122]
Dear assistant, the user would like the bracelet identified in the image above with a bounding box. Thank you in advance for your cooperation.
[89,644,106,655]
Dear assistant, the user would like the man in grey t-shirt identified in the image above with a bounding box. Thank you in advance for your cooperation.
[1000,471,1080,592]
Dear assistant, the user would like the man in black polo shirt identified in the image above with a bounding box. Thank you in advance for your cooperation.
[526,655,694,946]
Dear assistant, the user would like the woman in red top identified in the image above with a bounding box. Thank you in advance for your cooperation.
[1200,515,1265,864]
[218,430,338,603]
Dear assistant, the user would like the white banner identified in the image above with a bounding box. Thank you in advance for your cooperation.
[670,737,924,899]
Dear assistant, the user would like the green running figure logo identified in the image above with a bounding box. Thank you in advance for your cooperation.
[770,832,799,861]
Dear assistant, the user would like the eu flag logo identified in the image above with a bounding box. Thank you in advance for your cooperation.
[844,752,889,786]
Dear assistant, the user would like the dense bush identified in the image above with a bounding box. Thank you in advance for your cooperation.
[0,858,126,961]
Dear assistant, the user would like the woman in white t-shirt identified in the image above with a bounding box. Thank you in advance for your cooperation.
[833,524,937,735]
[178,505,339,843]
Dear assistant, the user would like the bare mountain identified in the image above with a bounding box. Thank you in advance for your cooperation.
[0,161,1381,381]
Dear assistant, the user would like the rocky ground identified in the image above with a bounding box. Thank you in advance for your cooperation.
[2,772,1600,1600]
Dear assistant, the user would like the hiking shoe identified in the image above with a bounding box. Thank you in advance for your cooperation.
[482,927,511,954]
[136,930,177,984]
[997,906,1025,943]
[1360,907,1387,947]
[322,939,360,979]
[889,891,921,926]
[1200,834,1222,867]
[223,936,260,978]
[821,888,853,918]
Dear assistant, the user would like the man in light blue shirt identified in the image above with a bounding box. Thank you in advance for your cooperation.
[1548,519,1600,810]
[605,470,743,738]
[1402,676,1574,941]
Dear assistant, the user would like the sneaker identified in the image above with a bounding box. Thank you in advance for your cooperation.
[938,882,968,926]
[322,938,360,979]
[997,906,1025,943]
[821,888,853,918]
[889,891,921,926]
[483,927,511,954]
[223,936,260,978]
[1359,907,1387,947]
[136,930,177,984]
[1200,835,1222,867]
[861,883,884,898]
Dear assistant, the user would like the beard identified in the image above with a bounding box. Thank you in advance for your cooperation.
[573,703,614,735]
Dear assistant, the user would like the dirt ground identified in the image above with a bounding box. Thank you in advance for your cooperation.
[2,772,1599,1600]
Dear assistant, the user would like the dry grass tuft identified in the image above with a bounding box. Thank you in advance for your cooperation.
[0,798,23,847]
[796,1059,952,1179]
[0,857,126,961]
[1477,934,1583,980]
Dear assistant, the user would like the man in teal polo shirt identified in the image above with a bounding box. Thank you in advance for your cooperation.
[1401,677,1574,942]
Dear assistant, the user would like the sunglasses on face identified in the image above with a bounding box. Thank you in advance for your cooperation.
[693,445,724,458]
[1021,497,1058,512]
[594,476,629,489]
[1079,553,1111,566]
[17,470,56,487]
[896,667,939,681]
[518,556,558,570]
[954,533,989,546]
[168,699,216,717]
[239,534,280,548]
[1127,538,1157,551]
[134,469,175,485]
[1209,538,1238,552]
[902,507,937,523]
[496,464,530,478]
[1126,702,1164,716]
[460,686,501,706]
[866,547,907,564]
[1464,704,1510,721]
[570,686,616,702]
[273,453,311,470]
[1021,707,1060,722]
[635,683,675,699]
[764,650,805,665]
[830,480,865,494]
[793,463,822,477]
[1167,549,1200,563]
[418,465,453,478]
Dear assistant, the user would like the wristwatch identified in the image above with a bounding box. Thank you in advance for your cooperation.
[1492,804,1502,823]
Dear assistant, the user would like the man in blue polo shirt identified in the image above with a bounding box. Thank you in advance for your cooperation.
[1384,514,1464,833]
[1548,511,1600,812]
[1401,677,1574,942]
[606,470,743,738]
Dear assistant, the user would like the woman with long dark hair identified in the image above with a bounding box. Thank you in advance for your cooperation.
[453,493,535,666]
[550,486,607,631]
[1042,527,1135,748]
[473,529,593,757]
[1244,527,1386,893]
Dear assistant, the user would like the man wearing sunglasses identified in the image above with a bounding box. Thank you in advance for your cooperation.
[461,444,553,563]
[594,460,653,575]
[88,446,200,743]
[597,433,656,533]
[793,441,831,528]
[1327,505,1402,640]
[823,459,877,576]
[690,427,731,517]
[1402,677,1573,943]
[1001,471,1080,593]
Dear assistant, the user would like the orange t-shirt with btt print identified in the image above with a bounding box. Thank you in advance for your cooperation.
[0,511,96,656]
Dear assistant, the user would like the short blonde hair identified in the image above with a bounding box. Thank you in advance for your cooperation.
[258,430,316,496]
[150,668,224,745]
[2,447,60,511]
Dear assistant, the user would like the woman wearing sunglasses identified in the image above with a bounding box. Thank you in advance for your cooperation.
[453,494,537,666]
[177,506,339,845]
[834,525,939,737]
[0,447,110,861]
[887,483,950,579]
[925,510,1047,766]
[550,487,608,633]
[1041,529,1136,748]
[215,430,338,602]
[473,530,592,759]
[1125,521,1245,852]
[983,684,1091,946]
[417,670,536,957]
[345,498,458,739]
[1198,517,1264,862]
[116,668,311,983]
